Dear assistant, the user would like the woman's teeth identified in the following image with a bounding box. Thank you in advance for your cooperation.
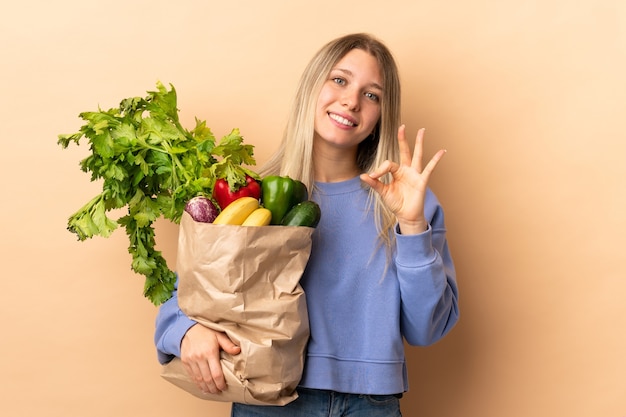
[329,113,355,126]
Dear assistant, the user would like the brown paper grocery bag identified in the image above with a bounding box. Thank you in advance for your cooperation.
[161,211,314,406]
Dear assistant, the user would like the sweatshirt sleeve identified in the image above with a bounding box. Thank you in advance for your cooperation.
[394,189,459,346]
[154,279,197,364]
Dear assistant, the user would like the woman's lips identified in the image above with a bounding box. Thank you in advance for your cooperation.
[329,112,357,127]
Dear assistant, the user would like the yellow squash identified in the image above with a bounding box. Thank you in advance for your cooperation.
[213,197,260,225]
[241,207,272,226]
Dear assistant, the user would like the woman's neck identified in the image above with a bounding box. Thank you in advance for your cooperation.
[313,144,360,183]
[314,164,360,182]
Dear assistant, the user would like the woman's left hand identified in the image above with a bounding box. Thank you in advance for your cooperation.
[360,125,446,235]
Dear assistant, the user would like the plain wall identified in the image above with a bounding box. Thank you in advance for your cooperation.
[1,1,624,416]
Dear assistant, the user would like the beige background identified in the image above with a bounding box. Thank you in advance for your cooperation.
[1,1,624,416]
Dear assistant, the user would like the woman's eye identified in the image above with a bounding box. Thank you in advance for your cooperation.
[332,77,346,85]
[365,92,379,102]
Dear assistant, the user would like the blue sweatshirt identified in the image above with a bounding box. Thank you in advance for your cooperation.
[154,176,459,395]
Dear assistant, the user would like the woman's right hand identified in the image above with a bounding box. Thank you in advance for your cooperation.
[180,323,241,394]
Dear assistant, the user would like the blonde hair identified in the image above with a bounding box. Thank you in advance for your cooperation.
[260,33,402,248]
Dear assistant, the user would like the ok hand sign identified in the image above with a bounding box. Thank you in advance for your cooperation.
[360,125,446,235]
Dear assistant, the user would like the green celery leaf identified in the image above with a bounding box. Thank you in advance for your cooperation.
[58,81,259,305]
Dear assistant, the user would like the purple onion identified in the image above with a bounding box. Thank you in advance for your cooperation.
[184,196,219,223]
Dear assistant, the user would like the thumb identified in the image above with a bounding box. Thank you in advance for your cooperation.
[217,333,241,355]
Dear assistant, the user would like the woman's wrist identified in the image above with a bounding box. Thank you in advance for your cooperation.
[397,219,428,235]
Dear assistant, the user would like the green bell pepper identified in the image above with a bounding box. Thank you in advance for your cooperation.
[261,175,308,225]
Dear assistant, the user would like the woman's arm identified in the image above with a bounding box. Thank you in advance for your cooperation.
[154,282,241,393]
[154,286,197,364]
[395,195,459,346]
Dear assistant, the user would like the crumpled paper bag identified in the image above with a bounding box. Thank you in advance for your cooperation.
[161,211,314,405]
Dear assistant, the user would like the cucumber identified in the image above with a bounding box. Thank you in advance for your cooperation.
[281,201,321,227]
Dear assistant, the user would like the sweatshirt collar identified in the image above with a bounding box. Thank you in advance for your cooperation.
[314,175,364,195]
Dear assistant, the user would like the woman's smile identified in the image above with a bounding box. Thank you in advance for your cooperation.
[328,112,358,128]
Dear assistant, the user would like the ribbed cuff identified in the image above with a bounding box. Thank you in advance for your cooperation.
[394,224,436,267]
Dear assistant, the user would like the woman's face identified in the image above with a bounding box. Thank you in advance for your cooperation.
[314,48,382,152]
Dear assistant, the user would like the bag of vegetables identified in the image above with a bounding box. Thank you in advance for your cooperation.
[161,210,315,405]
[162,179,319,405]
[58,82,319,405]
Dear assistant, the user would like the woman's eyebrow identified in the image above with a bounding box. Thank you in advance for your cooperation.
[333,68,383,91]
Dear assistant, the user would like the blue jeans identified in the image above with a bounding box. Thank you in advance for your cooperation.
[231,388,403,417]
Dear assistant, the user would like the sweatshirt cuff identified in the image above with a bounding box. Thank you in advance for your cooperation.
[161,311,196,359]
[394,223,437,267]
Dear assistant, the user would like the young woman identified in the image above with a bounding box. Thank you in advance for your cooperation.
[155,33,459,417]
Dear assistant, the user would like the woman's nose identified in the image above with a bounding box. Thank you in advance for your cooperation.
[341,88,360,111]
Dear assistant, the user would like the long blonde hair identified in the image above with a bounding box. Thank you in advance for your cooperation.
[260,33,402,248]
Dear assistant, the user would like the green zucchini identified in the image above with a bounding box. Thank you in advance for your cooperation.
[281,201,321,228]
